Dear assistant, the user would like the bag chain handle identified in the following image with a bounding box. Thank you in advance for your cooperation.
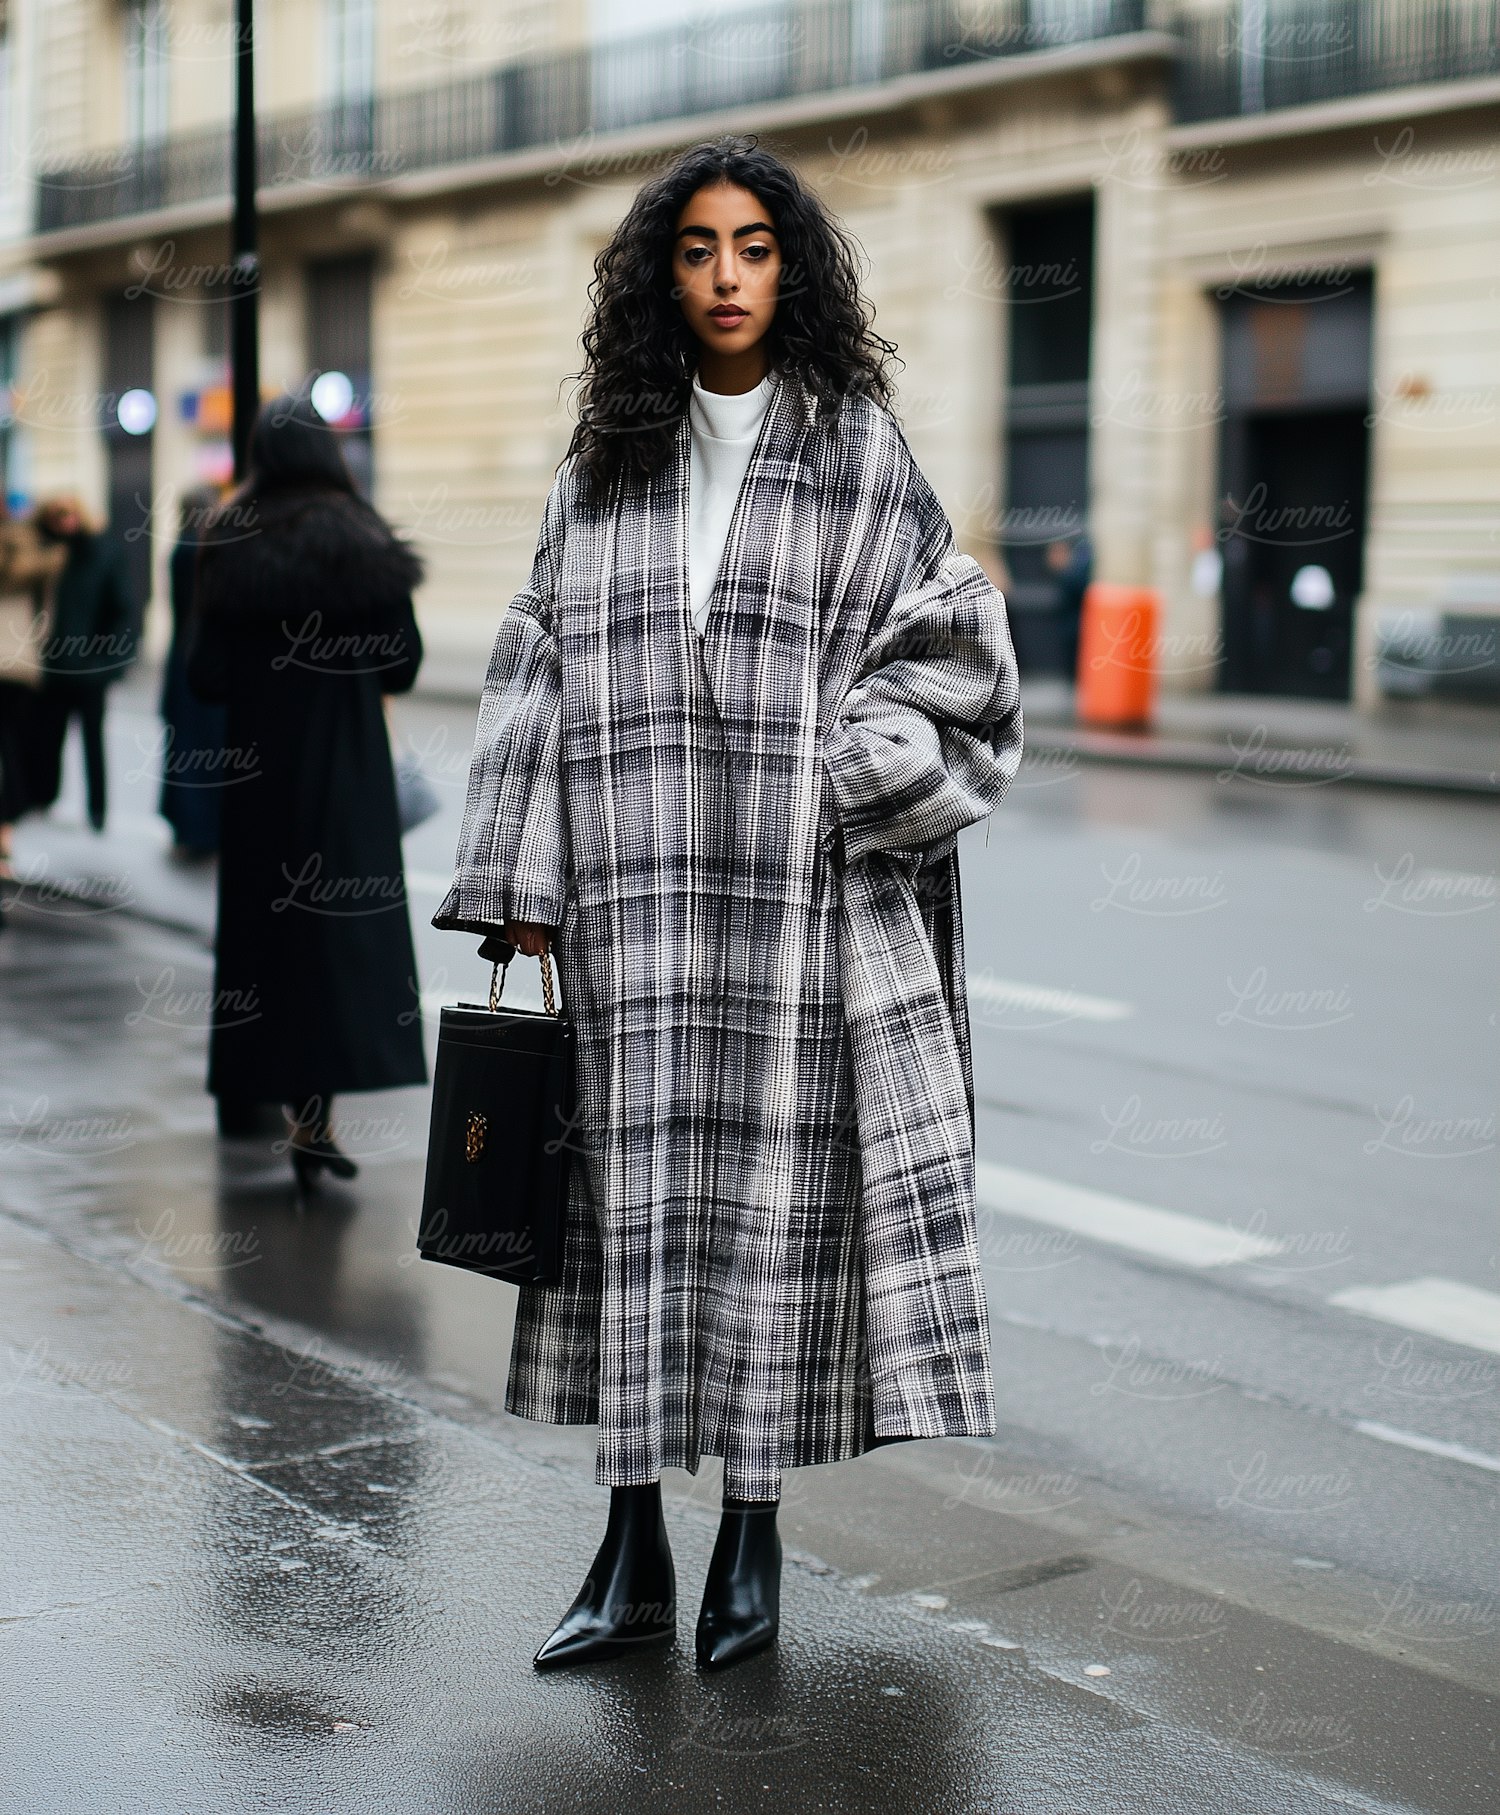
[488,944,558,1016]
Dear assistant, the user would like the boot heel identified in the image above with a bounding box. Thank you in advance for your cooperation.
[696,1503,781,1671]
[290,1137,359,1191]
[291,1146,322,1194]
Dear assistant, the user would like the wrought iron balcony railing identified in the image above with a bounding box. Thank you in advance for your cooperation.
[1172,0,1500,123]
[35,0,1148,235]
[32,0,1500,237]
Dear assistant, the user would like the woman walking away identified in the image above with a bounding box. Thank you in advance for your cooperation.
[159,484,228,859]
[188,393,428,1186]
[30,496,136,832]
[0,503,67,882]
[435,134,1023,1672]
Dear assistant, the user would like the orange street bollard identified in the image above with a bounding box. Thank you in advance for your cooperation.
[1076,583,1161,727]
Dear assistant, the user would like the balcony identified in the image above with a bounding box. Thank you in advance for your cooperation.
[31,0,1500,240]
[1172,0,1500,124]
[35,0,1150,237]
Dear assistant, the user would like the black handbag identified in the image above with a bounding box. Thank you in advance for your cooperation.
[417,934,575,1284]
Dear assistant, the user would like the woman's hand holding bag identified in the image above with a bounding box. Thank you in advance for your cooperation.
[504,919,554,957]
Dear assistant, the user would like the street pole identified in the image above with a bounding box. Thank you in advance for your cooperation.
[230,0,259,483]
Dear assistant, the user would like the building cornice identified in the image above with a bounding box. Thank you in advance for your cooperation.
[1167,71,1500,152]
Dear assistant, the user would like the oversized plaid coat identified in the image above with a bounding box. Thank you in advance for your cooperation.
[434,370,1023,1501]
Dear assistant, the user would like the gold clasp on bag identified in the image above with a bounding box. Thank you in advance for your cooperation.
[464,1111,488,1164]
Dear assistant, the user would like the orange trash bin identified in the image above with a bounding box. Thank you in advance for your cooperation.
[1075,583,1161,727]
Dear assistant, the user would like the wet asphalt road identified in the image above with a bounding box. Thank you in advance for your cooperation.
[0,682,1496,1813]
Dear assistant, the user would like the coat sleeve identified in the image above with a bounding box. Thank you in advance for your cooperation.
[431,466,571,936]
[378,595,423,696]
[819,455,1023,870]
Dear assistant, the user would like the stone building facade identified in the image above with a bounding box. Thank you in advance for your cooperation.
[1,0,1496,703]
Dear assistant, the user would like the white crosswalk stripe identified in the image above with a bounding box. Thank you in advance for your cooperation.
[966,974,1133,1023]
[1329,1277,1500,1357]
[1354,1420,1500,1475]
[974,1161,1283,1268]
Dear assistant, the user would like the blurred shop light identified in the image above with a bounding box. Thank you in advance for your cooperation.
[1290,564,1335,610]
[311,369,355,423]
[117,388,158,435]
[1190,547,1223,598]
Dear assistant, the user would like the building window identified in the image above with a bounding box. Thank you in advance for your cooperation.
[306,253,375,497]
[1216,272,1374,702]
[123,0,169,145]
[0,7,12,194]
[102,291,157,611]
[1026,0,1122,48]
[0,314,22,511]
[327,0,375,101]
[997,195,1095,676]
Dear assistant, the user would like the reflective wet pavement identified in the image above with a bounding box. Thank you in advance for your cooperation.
[2,897,1495,1813]
[4,1211,1066,1813]
[0,1181,1468,1815]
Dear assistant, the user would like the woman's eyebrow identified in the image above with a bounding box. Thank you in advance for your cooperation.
[675,221,779,241]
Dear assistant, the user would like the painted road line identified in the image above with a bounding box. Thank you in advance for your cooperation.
[974,1161,1283,1269]
[1354,1420,1500,1476]
[1329,1277,1500,1358]
[966,975,1134,1024]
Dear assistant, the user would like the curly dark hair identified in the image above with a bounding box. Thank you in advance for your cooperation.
[562,134,901,504]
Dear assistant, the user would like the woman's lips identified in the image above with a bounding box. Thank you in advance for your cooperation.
[708,308,747,325]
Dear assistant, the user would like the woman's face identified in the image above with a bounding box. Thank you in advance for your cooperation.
[671,180,781,362]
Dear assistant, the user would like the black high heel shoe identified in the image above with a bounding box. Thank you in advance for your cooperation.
[289,1132,359,1192]
[696,1499,780,1671]
[534,1483,676,1670]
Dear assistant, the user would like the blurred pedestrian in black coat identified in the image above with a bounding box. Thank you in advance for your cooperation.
[187,394,427,1188]
[158,485,228,858]
[1045,533,1093,688]
[31,496,136,831]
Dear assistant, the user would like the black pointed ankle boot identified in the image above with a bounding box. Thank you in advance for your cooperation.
[696,1499,781,1671]
[286,1096,358,1193]
[533,1483,676,1671]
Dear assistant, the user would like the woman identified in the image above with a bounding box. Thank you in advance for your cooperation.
[435,135,1023,1672]
[0,504,67,881]
[159,484,228,858]
[188,394,427,1184]
[30,496,136,832]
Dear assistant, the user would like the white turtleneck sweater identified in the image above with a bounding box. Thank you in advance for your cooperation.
[687,368,778,640]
